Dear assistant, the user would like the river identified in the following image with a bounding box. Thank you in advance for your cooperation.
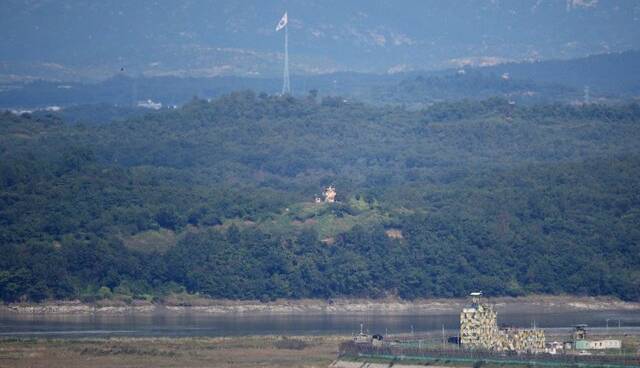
[1,309,639,338]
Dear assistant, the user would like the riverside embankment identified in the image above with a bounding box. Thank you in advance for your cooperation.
[2,295,639,315]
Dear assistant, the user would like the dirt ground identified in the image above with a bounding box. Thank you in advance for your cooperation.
[0,335,344,368]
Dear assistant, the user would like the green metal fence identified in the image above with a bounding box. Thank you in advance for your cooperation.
[339,341,640,368]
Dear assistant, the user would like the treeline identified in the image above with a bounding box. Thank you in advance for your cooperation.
[3,51,639,110]
[371,71,579,106]
[479,50,640,95]
[0,94,639,302]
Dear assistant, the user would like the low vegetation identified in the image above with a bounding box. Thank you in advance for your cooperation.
[0,336,339,368]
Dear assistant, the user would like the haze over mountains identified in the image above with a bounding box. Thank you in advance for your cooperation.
[2,50,639,110]
[1,0,639,81]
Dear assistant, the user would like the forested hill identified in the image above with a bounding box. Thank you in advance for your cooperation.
[369,72,579,106]
[477,50,640,95]
[2,51,638,109]
[1,93,639,302]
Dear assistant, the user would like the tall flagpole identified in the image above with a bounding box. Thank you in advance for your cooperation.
[282,20,291,95]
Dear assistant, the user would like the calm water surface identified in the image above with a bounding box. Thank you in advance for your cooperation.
[1,309,639,338]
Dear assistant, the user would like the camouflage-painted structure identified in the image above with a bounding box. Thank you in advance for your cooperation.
[460,292,545,353]
[460,300,501,350]
[323,185,336,203]
[501,327,546,352]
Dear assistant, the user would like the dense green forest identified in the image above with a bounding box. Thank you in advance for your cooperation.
[1,93,639,303]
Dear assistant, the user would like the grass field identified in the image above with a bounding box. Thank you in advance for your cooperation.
[2,332,638,367]
[0,335,343,368]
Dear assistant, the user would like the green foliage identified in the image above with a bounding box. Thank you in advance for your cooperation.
[274,337,309,350]
[98,286,112,299]
[1,96,640,302]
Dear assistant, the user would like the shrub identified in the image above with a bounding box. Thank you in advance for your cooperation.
[274,337,308,350]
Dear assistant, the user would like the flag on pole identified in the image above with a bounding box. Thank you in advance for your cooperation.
[275,12,288,31]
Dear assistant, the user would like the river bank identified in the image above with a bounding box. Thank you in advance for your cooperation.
[2,295,639,315]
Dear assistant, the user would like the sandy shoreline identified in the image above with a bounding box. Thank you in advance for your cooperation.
[1,295,639,316]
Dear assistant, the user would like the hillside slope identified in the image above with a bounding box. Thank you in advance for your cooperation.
[1,95,639,302]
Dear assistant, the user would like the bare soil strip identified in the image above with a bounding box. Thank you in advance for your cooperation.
[2,295,639,315]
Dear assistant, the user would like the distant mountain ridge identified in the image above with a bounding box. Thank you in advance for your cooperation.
[1,50,639,109]
[475,50,640,95]
[1,0,639,81]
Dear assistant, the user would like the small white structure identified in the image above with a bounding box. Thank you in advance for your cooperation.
[354,323,370,344]
[546,341,564,355]
[137,99,162,110]
[588,340,621,350]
